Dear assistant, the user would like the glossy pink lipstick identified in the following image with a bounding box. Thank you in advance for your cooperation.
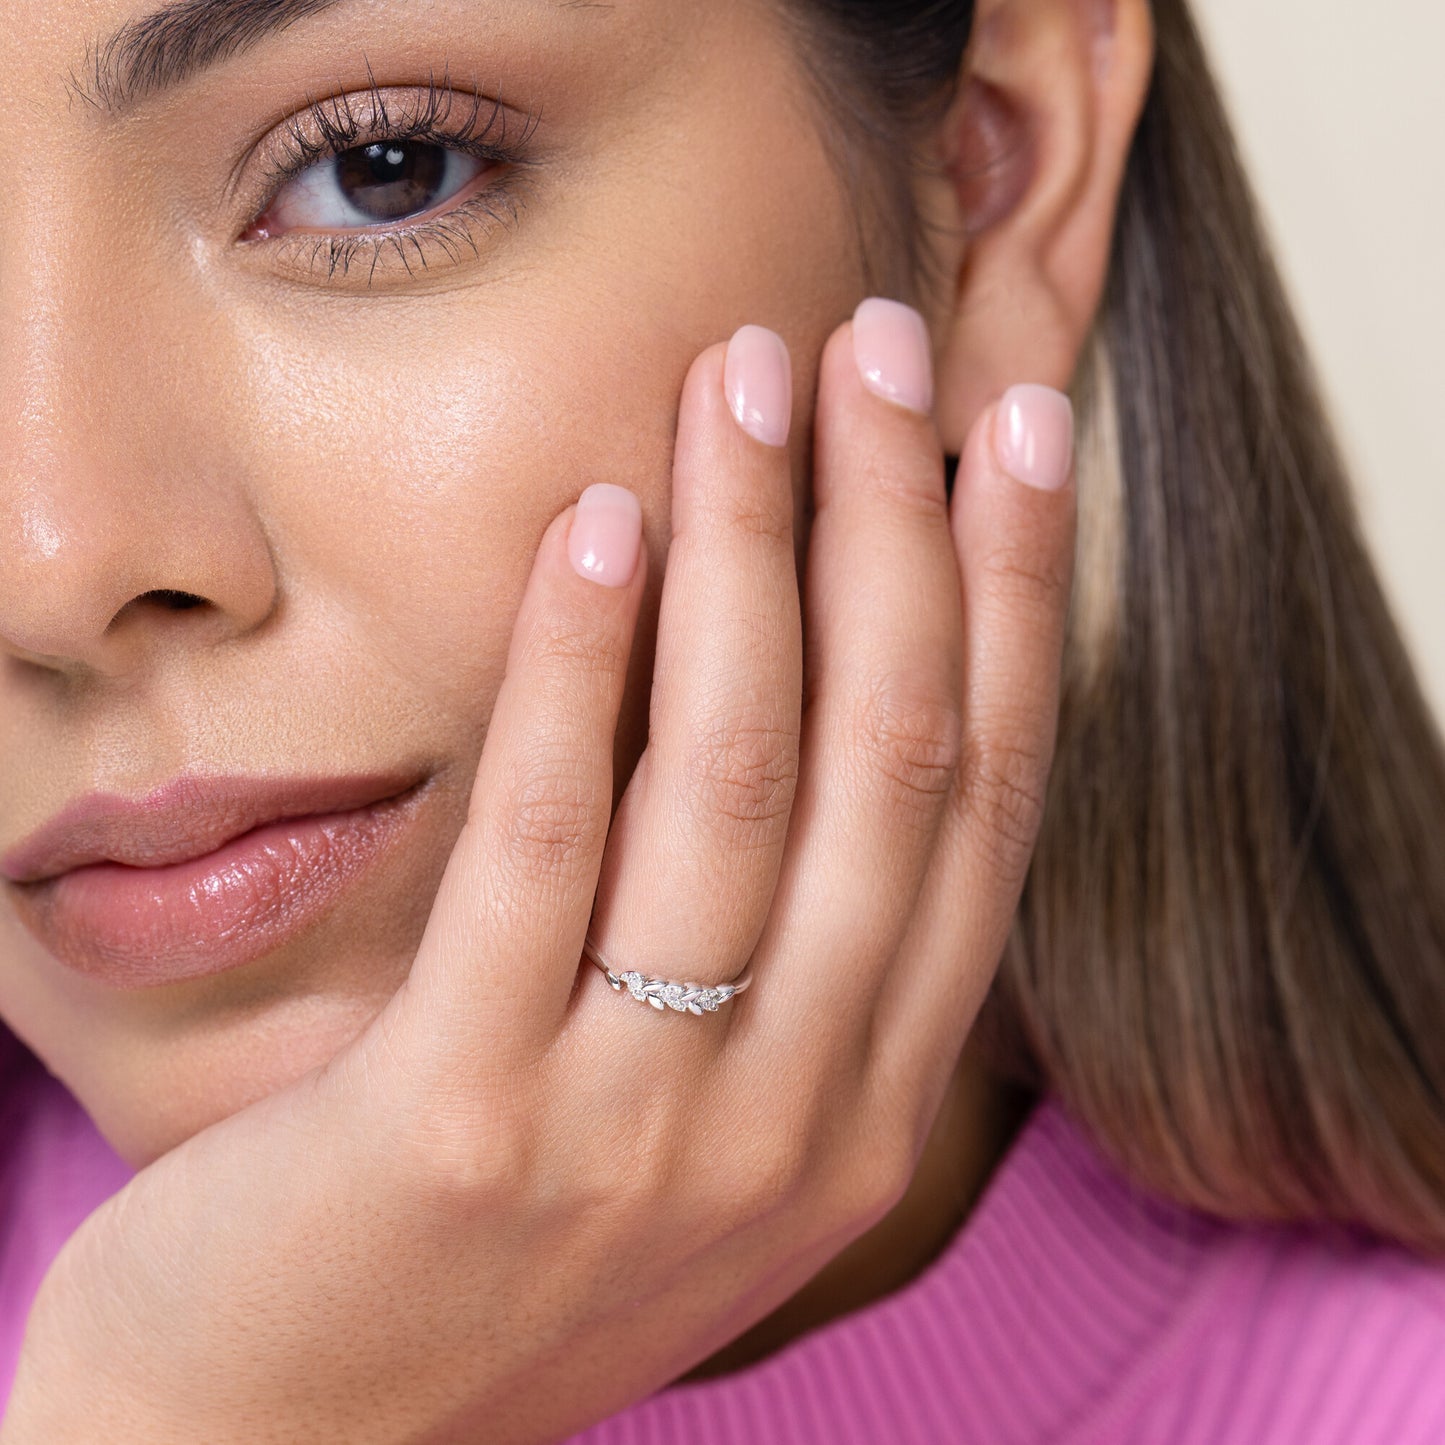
[2,772,433,988]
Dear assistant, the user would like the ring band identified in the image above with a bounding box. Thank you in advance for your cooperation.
[583,932,753,1015]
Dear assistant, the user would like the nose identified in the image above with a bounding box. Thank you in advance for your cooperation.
[0,225,278,679]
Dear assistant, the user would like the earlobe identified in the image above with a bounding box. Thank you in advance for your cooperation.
[923,0,1155,455]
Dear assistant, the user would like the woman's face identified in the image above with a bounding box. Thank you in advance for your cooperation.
[0,0,907,1165]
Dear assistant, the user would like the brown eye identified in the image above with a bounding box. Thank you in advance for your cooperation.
[247,139,492,238]
[333,141,449,223]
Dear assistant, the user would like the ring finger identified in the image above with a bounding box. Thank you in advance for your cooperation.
[572,325,803,1037]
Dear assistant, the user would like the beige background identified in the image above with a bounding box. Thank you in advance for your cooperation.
[1193,4,1444,724]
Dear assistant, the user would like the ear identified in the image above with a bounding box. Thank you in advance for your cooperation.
[917,0,1156,454]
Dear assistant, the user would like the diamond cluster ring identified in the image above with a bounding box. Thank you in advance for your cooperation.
[582,933,753,1015]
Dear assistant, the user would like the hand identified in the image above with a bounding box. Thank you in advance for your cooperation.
[1,301,1077,1445]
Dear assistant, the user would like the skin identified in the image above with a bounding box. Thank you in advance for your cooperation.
[0,0,1155,1421]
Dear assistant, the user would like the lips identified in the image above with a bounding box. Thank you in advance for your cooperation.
[1,771,437,988]
[0,772,427,884]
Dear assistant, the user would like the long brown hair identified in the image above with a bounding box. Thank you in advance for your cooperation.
[802,0,1445,1253]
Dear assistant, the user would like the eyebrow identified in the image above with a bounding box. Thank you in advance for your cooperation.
[66,0,349,118]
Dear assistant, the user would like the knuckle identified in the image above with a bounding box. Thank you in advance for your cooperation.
[575,1113,674,1215]
[682,1100,809,1235]
[389,1064,647,1223]
[530,613,630,686]
[390,1098,537,1216]
[635,1082,805,1240]
[706,490,794,547]
[681,709,800,845]
[853,672,963,820]
[499,756,602,874]
[978,534,1072,619]
[732,1129,810,1227]
[953,728,1050,886]
[844,430,948,526]
[865,457,949,526]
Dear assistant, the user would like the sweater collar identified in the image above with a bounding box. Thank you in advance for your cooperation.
[632,1092,1237,1443]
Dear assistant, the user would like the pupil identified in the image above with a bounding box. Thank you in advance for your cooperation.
[336,141,447,223]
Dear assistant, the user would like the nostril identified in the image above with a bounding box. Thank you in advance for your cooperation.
[143,590,206,611]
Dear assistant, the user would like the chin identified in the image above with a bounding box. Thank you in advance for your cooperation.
[73,985,395,1170]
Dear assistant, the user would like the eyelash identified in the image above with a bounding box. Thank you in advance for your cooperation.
[241,69,539,287]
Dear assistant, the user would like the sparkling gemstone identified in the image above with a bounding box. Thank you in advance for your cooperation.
[700,994,719,1011]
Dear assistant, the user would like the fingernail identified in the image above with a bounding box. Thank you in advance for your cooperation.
[568,483,642,587]
[852,297,934,414]
[992,384,1074,491]
[725,325,793,447]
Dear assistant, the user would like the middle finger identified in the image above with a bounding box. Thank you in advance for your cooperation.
[745,297,964,1043]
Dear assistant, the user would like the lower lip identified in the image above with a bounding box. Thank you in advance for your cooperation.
[6,785,431,988]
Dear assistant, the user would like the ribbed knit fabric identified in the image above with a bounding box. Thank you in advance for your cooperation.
[0,1041,133,1414]
[3,1035,1445,1441]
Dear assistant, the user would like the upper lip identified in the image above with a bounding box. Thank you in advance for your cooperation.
[0,771,427,884]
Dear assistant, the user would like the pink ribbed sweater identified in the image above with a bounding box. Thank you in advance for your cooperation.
[3,1037,1444,1442]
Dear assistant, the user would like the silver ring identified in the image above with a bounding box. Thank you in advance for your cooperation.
[582,932,753,1015]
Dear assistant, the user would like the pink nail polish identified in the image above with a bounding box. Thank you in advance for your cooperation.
[725,325,793,447]
[568,483,642,587]
[852,297,934,414]
[992,384,1074,492]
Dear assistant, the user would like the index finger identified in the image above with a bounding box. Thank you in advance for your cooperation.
[368,485,648,1082]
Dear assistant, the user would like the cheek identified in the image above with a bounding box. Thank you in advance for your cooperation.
[211,296,680,733]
